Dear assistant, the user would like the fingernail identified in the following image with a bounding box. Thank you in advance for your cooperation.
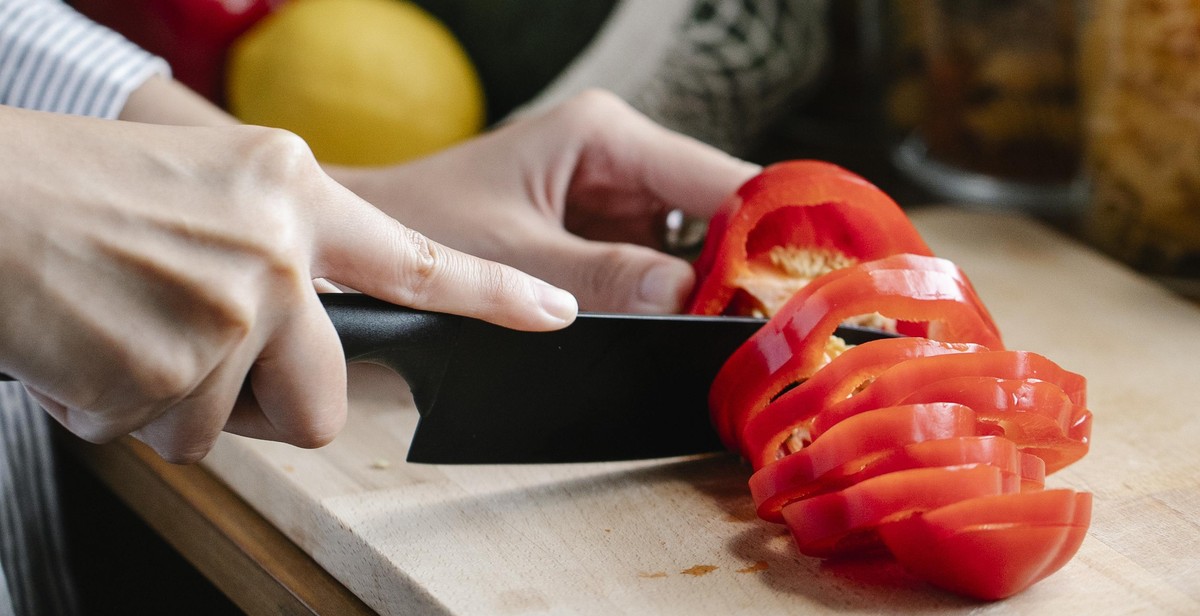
[639,263,689,312]
[535,281,578,325]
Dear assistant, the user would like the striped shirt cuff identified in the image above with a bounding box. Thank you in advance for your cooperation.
[0,0,170,119]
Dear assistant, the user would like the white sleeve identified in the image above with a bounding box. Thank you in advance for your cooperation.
[0,0,170,119]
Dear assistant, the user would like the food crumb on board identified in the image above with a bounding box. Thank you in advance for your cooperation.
[638,571,669,579]
[737,561,769,574]
[680,565,718,576]
[370,458,391,470]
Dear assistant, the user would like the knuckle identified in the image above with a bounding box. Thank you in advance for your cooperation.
[556,89,641,139]
[564,89,629,122]
[394,225,442,304]
[127,357,203,408]
[245,127,318,179]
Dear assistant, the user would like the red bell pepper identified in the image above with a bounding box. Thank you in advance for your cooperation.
[708,254,1003,450]
[748,403,1046,522]
[780,464,1024,558]
[687,160,933,316]
[879,490,1092,600]
[72,0,281,103]
[808,351,1087,446]
[738,336,990,469]
[895,376,1091,473]
[687,160,1092,600]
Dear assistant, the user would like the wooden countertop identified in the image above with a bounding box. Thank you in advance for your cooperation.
[83,207,1200,614]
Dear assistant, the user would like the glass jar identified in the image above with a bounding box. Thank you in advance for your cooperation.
[1078,0,1200,296]
[892,0,1084,212]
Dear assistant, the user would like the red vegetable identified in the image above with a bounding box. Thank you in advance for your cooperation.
[686,160,933,317]
[781,464,1025,558]
[708,254,1002,450]
[738,337,989,470]
[73,0,280,103]
[893,376,1091,474]
[748,404,1046,522]
[879,490,1092,600]
[688,161,1092,600]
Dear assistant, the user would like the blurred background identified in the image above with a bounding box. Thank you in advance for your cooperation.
[65,0,1200,294]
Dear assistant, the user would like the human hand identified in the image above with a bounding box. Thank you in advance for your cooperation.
[0,105,576,463]
[331,90,761,313]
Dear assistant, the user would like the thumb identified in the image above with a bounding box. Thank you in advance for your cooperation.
[531,234,696,313]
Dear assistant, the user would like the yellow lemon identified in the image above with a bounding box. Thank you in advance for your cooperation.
[227,0,485,166]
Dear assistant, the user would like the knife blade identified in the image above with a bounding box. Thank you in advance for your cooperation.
[0,293,894,464]
[321,294,895,464]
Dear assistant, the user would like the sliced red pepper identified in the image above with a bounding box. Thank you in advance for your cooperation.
[687,160,933,317]
[755,436,1044,524]
[897,377,1092,473]
[780,464,1022,558]
[748,401,1045,521]
[689,158,1092,600]
[749,403,978,517]
[879,490,1092,600]
[709,255,1003,449]
[809,350,1086,441]
[739,337,990,469]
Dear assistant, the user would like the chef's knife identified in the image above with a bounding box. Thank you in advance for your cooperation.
[313,294,895,464]
[0,293,893,464]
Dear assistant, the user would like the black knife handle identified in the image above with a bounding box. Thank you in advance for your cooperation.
[0,294,462,411]
[319,293,461,413]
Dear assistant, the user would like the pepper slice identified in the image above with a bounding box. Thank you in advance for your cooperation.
[780,464,1023,558]
[739,337,990,469]
[709,255,1003,449]
[879,490,1093,600]
[687,160,933,317]
[896,377,1092,473]
[809,350,1086,438]
[748,402,1045,522]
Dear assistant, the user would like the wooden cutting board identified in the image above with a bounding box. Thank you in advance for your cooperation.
[203,207,1200,615]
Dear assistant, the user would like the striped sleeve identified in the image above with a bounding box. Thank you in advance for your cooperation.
[0,0,169,119]
[0,382,79,616]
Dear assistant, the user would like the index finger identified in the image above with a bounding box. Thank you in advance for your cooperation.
[311,181,577,331]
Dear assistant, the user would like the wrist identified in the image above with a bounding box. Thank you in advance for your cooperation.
[118,75,239,127]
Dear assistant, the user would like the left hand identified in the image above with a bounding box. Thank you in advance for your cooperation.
[330,90,761,313]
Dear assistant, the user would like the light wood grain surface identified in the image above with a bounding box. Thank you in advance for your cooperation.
[202,208,1200,615]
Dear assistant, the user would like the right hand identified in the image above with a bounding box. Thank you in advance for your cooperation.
[0,105,577,463]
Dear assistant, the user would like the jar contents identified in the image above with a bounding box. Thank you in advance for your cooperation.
[1079,0,1200,294]
[891,0,1083,211]
[919,0,1081,183]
